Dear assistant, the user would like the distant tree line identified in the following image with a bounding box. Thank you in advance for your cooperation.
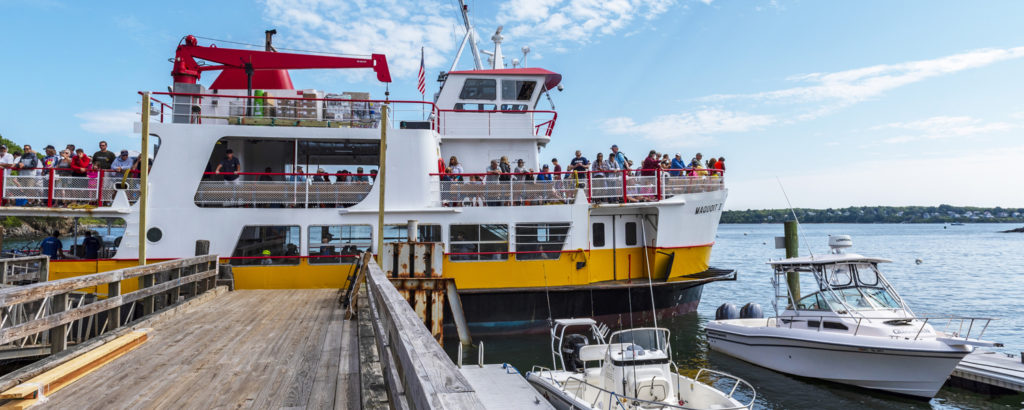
[722,205,1024,224]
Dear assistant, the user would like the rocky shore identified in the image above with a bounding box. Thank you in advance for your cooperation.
[1000,226,1024,233]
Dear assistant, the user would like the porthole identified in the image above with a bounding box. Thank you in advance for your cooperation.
[147,227,163,243]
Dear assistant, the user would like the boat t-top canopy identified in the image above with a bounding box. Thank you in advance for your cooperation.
[553,318,597,327]
[768,253,891,267]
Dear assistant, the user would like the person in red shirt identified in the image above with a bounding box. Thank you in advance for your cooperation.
[715,156,725,175]
[641,150,659,176]
[70,148,92,177]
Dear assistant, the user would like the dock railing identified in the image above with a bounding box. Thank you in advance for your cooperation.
[1,255,48,287]
[359,253,485,409]
[0,255,218,357]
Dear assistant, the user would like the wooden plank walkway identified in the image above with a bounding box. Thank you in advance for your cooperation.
[39,289,359,409]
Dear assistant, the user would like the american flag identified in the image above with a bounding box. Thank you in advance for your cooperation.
[417,47,426,95]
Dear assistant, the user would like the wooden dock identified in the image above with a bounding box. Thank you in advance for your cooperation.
[41,289,358,409]
[949,350,1024,394]
[0,252,550,409]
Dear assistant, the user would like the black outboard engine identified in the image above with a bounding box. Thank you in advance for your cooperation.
[561,334,589,372]
[715,303,740,320]
[740,303,764,319]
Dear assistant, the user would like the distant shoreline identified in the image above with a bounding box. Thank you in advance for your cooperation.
[722,205,1024,224]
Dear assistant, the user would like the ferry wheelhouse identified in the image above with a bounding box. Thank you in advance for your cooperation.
[1,33,733,334]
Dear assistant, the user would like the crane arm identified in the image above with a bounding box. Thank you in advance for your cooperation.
[172,35,392,84]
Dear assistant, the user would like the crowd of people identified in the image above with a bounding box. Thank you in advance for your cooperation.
[1,141,144,206]
[439,144,724,182]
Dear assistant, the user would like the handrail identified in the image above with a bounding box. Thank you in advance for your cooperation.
[0,255,218,355]
[361,253,485,408]
[694,368,758,409]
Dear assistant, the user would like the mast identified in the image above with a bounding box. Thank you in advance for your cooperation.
[456,0,484,70]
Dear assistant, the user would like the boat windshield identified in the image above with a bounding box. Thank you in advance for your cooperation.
[608,329,669,353]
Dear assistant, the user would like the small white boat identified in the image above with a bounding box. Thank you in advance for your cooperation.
[706,235,1001,398]
[527,318,755,409]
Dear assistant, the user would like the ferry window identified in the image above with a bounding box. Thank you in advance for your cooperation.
[501,80,537,101]
[309,225,371,264]
[515,223,570,260]
[592,223,605,247]
[232,226,300,266]
[454,103,497,111]
[499,104,529,112]
[854,264,879,287]
[449,224,508,262]
[383,224,442,242]
[459,79,497,100]
[624,222,637,246]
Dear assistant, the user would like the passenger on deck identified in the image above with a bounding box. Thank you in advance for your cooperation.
[485,160,501,182]
[499,156,512,182]
[56,150,73,176]
[0,145,13,177]
[288,166,307,183]
[641,150,659,176]
[110,150,134,173]
[83,231,101,259]
[568,150,590,173]
[40,231,64,259]
[537,164,553,181]
[551,158,562,180]
[215,149,241,183]
[610,145,628,170]
[715,157,725,174]
[354,167,369,183]
[41,145,59,170]
[660,154,671,171]
[607,150,621,173]
[70,148,91,177]
[64,144,76,157]
[449,156,464,180]
[334,170,346,183]
[689,153,703,170]
[592,153,609,178]
[92,141,115,170]
[670,154,686,176]
[313,168,328,182]
[513,159,527,180]
[14,145,39,175]
[259,167,274,182]
[369,169,378,182]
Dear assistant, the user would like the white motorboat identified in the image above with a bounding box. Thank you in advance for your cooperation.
[526,318,755,409]
[706,235,1001,398]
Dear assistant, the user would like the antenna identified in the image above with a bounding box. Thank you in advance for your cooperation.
[776,177,815,259]
[491,26,504,69]
[521,46,530,68]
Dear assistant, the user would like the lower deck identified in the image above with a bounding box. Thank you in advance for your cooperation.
[39,289,358,409]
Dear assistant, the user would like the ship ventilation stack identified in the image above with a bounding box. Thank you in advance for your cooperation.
[828,235,852,254]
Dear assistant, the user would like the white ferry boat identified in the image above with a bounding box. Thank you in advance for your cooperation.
[0,27,732,334]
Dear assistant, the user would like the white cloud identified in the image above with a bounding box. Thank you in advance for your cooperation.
[498,0,680,47]
[874,116,1015,144]
[603,109,775,146]
[704,47,1024,112]
[74,110,136,136]
[262,0,459,78]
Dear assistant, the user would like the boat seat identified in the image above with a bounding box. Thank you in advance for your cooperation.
[579,344,606,362]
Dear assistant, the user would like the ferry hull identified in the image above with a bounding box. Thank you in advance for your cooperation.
[458,271,733,335]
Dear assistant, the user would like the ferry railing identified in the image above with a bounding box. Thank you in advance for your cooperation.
[0,255,218,358]
[773,314,999,342]
[436,108,557,137]
[142,91,438,130]
[430,168,725,207]
[195,171,374,208]
[0,168,141,208]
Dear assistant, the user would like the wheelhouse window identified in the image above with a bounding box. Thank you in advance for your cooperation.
[501,80,537,101]
[458,79,497,100]
[449,224,508,261]
[383,224,442,242]
[454,103,497,111]
[232,226,300,266]
[515,223,570,260]
[309,225,371,264]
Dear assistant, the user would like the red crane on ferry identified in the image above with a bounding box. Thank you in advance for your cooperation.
[170,33,392,89]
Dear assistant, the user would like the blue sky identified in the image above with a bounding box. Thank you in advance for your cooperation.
[2,0,1023,209]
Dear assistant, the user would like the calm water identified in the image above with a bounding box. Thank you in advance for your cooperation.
[465,223,1024,409]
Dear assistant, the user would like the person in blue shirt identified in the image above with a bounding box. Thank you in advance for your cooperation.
[568,150,590,173]
[82,231,102,259]
[670,153,687,176]
[39,231,63,259]
[536,164,553,181]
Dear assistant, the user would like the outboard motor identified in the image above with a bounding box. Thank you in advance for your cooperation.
[715,303,740,320]
[561,334,589,372]
[740,303,763,319]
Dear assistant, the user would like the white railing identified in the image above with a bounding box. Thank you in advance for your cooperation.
[194,178,373,208]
